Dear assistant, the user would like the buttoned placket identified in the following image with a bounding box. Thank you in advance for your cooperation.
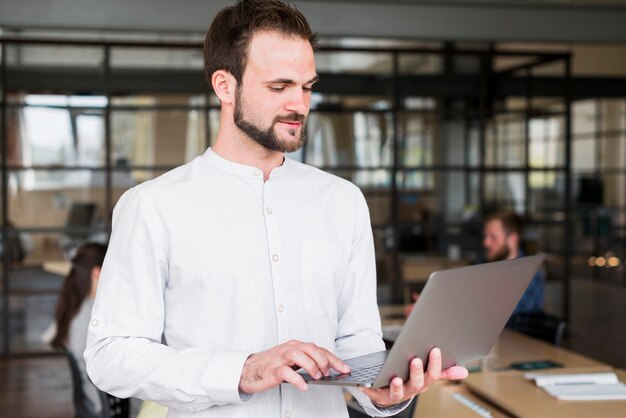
[261,176,289,343]
[261,172,294,417]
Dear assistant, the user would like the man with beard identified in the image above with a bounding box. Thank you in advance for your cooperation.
[85,1,467,417]
[403,209,545,319]
[482,210,545,314]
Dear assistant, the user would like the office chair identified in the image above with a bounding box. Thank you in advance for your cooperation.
[63,348,130,418]
[507,312,567,346]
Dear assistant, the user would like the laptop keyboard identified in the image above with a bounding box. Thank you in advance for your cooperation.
[320,362,384,383]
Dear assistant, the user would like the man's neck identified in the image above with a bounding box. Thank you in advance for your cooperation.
[507,247,520,260]
[213,126,284,181]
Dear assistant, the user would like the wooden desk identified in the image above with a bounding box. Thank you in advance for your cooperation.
[415,382,514,418]
[463,332,625,418]
[486,329,607,370]
[464,369,626,418]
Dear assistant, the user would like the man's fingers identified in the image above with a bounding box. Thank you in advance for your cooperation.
[407,357,425,392]
[425,347,442,384]
[298,343,350,374]
[296,343,332,375]
[441,365,469,380]
[284,348,322,379]
[277,366,309,391]
[388,377,405,403]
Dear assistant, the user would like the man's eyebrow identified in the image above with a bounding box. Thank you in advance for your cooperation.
[265,76,319,85]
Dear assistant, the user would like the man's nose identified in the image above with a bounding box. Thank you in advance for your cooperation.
[284,89,308,115]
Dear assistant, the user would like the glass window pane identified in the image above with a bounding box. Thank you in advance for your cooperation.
[110,47,203,70]
[8,97,106,167]
[529,116,565,168]
[9,170,105,231]
[398,54,442,75]
[112,109,206,168]
[305,112,392,168]
[573,137,596,171]
[485,115,526,168]
[396,171,434,191]
[484,173,526,213]
[6,44,103,67]
[573,99,597,135]
[311,94,391,111]
[314,51,392,75]
[600,136,625,170]
[111,94,207,107]
[9,294,58,354]
[399,112,435,167]
[528,172,566,218]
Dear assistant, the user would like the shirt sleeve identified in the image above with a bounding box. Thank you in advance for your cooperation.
[334,186,412,416]
[84,188,253,412]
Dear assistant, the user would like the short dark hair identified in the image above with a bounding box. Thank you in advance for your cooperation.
[203,0,318,85]
[484,210,523,237]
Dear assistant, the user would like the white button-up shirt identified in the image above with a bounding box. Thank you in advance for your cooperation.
[85,148,408,417]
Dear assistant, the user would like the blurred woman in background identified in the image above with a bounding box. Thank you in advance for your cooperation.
[51,242,107,413]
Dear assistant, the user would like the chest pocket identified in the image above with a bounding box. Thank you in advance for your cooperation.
[301,240,343,316]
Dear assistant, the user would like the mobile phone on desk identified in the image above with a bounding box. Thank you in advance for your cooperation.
[510,359,563,371]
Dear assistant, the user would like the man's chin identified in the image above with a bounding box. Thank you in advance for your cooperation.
[272,132,304,153]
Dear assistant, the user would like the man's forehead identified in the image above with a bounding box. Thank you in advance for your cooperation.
[246,31,315,73]
[485,219,505,233]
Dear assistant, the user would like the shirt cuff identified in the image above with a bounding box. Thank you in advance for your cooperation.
[350,388,413,417]
[201,350,254,405]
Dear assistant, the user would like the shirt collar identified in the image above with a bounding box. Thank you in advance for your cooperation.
[203,147,288,180]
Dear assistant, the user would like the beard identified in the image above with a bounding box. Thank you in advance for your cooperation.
[487,244,510,262]
[234,89,306,153]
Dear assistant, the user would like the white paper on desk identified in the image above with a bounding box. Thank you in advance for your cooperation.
[525,372,619,387]
[542,382,626,401]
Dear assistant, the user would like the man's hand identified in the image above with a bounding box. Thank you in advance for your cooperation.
[238,339,350,394]
[359,347,468,408]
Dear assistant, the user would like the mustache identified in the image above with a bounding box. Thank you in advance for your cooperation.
[274,113,306,123]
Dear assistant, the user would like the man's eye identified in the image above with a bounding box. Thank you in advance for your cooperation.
[303,86,313,92]
[269,86,285,92]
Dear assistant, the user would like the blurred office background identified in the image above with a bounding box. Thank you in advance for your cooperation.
[1,0,625,400]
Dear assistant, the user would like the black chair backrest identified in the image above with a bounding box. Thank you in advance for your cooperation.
[507,312,567,346]
[63,348,130,418]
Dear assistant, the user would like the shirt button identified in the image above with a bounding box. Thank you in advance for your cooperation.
[272,254,279,262]
[253,169,262,176]
[285,411,291,418]
[266,207,273,214]
[91,319,99,327]
[278,304,285,312]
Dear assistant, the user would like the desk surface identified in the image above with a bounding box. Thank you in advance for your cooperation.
[486,329,607,370]
[464,369,626,418]
[415,382,514,418]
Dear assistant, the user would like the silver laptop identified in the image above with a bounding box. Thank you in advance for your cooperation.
[300,254,546,388]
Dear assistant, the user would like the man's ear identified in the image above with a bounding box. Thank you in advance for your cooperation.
[211,70,237,104]
[507,232,519,252]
